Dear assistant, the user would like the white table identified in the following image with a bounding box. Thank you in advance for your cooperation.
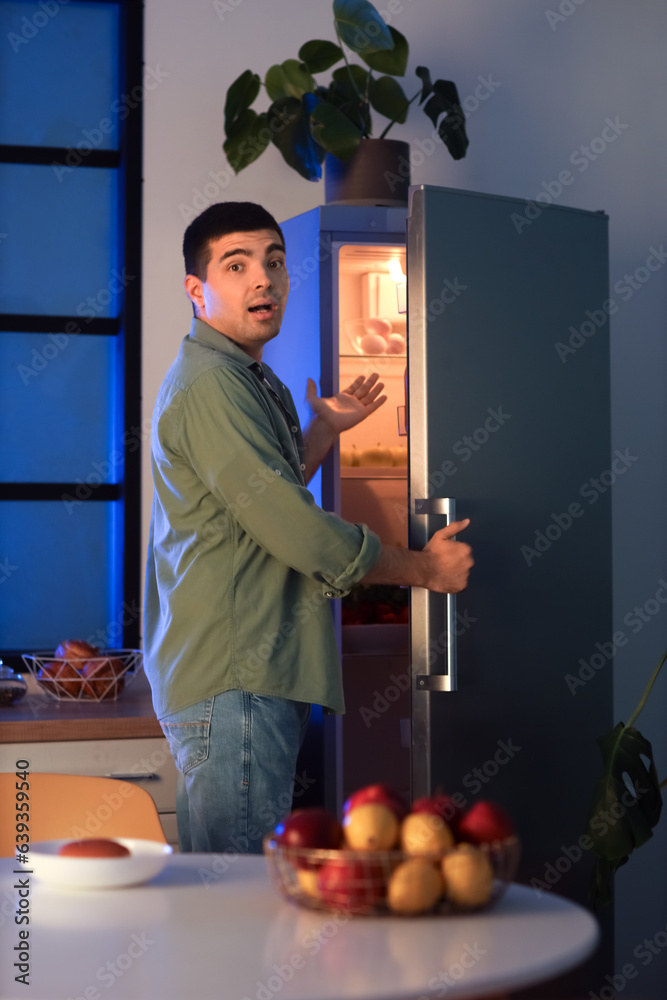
[0,854,598,1000]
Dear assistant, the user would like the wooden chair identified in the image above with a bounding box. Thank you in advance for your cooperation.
[0,772,167,856]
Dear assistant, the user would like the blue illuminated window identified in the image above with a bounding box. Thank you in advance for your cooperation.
[0,0,142,661]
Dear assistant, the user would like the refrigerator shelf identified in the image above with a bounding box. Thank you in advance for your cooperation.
[339,353,406,360]
[341,467,407,479]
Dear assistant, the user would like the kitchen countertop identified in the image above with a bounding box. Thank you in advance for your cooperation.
[0,669,162,743]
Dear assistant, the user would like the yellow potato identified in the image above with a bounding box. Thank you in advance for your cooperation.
[401,812,455,856]
[343,803,400,850]
[387,858,444,914]
[442,844,494,908]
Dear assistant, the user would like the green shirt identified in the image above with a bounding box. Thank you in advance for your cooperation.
[143,318,381,718]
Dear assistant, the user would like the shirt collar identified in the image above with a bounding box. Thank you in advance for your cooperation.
[189,318,258,370]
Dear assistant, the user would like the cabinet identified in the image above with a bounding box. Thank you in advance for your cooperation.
[0,675,179,847]
[0,737,179,847]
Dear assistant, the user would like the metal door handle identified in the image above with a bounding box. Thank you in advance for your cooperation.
[105,772,159,781]
[413,497,457,692]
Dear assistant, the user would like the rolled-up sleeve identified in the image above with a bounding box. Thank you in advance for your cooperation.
[176,365,382,597]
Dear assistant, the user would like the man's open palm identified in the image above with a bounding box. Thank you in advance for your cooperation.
[306,374,387,435]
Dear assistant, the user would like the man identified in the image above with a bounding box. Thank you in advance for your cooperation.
[144,201,473,854]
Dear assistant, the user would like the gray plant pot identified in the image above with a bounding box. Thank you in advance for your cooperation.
[324,138,410,206]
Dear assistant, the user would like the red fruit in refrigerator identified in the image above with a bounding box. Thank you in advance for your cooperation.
[458,801,515,843]
[317,857,386,914]
[343,783,408,821]
[277,808,343,864]
[411,794,464,835]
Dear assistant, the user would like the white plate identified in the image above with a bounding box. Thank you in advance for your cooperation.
[29,838,172,890]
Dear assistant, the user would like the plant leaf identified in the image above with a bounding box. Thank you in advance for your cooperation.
[298,39,344,73]
[223,110,270,173]
[224,70,260,135]
[326,72,371,134]
[369,75,408,123]
[267,96,324,181]
[265,60,316,102]
[309,101,363,160]
[333,0,394,56]
[421,77,469,160]
[332,63,369,91]
[360,26,408,76]
[415,65,433,102]
[586,722,663,906]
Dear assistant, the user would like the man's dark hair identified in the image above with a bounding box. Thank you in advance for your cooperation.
[183,202,285,279]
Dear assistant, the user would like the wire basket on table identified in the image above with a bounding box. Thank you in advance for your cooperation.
[263,833,521,916]
[21,650,143,702]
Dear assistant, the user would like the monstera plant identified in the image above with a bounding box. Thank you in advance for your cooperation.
[585,648,666,906]
[222,0,468,181]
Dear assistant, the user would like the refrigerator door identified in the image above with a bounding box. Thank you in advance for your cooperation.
[407,186,612,915]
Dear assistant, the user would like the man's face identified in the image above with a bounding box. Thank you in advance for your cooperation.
[185,229,289,360]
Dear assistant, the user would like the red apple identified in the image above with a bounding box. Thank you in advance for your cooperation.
[317,857,386,914]
[458,801,515,844]
[343,783,408,821]
[411,794,464,835]
[277,809,342,868]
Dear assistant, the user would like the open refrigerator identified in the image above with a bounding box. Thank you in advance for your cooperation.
[263,189,613,985]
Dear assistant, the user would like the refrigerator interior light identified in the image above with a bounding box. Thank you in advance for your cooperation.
[361,272,405,322]
[388,258,407,315]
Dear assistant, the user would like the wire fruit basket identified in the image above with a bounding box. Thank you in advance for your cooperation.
[263,834,520,916]
[22,650,143,702]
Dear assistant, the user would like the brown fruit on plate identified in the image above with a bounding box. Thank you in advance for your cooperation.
[58,838,130,858]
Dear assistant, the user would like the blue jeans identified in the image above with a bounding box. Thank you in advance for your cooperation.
[160,690,311,854]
